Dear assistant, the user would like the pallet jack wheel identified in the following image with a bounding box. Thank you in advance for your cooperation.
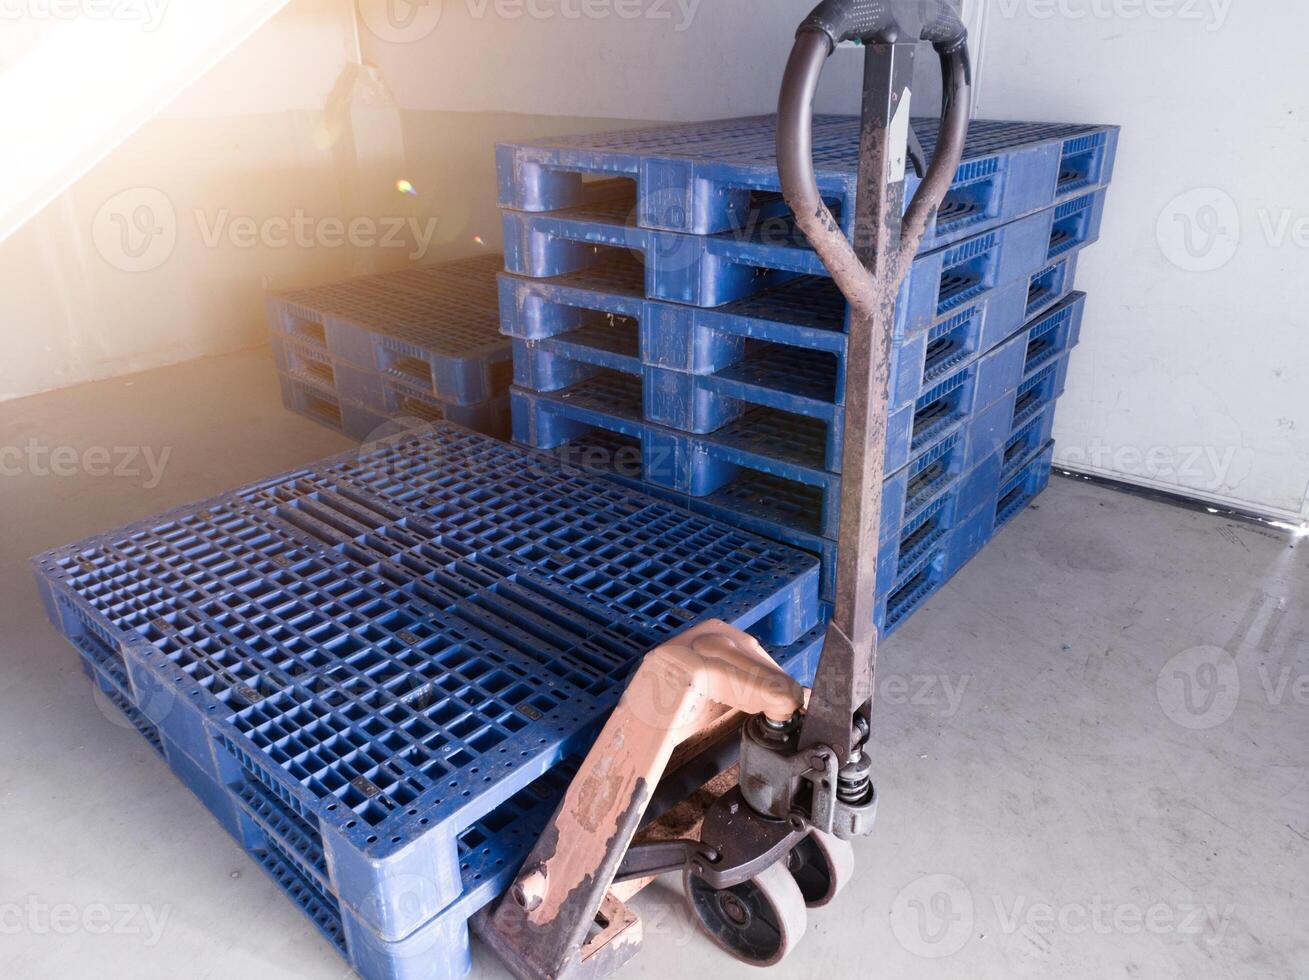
[785,830,856,908]
[684,860,808,966]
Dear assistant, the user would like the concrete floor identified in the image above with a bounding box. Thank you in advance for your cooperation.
[2,348,1305,979]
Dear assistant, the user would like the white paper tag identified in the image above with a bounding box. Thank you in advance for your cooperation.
[890,88,913,183]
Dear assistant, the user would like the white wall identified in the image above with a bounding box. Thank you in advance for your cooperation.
[0,0,367,401]
[972,3,1309,520]
[358,0,988,118]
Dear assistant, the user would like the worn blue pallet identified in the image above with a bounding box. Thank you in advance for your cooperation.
[507,426,983,634]
[72,609,826,980]
[497,115,1119,251]
[500,223,1082,350]
[501,188,1102,323]
[511,280,1081,457]
[80,631,569,980]
[994,441,1056,530]
[330,360,512,440]
[33,424,821,949]
[68,595,828,980]
[506,263,1062,421]
[275,364,511,443]
[267,254,512,406]
[78,646,166,755]
[510,325,1042,522]
[509,292,1079,581]
[538,394,1058,606]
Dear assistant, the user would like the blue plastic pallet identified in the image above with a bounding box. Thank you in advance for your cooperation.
[329,358,512,440]
[67,593,829,980]
[511,279,1081,464]
[500,225,1082,350]
[995,441,1056,530]
[500,244,1083,453]
[267,254,512,406]
[275,365,511,443]
[506,262,1062,418]
[506,428,984,634]
[497,115,1119,251]
[33,424,821,947]
[501,188,1101,323]
[510,327,1044,525]
[72,608,827,980]
[79,632,565,980]
[540,395,1057,606]
[508,289,1081,594]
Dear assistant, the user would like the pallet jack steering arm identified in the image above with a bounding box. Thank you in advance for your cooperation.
[779,0,972,763]
[481,3,972,976]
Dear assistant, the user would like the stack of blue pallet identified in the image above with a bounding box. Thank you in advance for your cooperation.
[266,254,513,441]
[33,425,827,980]
[498,114,1118,634]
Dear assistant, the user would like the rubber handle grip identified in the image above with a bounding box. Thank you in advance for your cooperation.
[800,0,967,50]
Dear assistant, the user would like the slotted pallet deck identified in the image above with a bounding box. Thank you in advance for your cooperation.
[267,254,512,406]
[267,254,515,443]
[498,115,1119,252]
[512,293,1081,516]
[34,424,825,979]
[500,185,1104,315]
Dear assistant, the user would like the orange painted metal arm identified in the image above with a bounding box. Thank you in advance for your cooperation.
[481,620,803,979]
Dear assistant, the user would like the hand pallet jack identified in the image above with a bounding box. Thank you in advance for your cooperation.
[480,2,973,973]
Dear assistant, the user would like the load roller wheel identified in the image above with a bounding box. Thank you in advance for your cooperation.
[786,830,856,908]
[684,861,808,966]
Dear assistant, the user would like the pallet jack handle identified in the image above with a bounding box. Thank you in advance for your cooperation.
[481,13,975,977]
[778,1,972,759]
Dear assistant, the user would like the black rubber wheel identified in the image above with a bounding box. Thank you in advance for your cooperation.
[786,830,856,908]
[684,861,807,966]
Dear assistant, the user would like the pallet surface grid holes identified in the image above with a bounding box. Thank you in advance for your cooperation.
[33,423,821,944]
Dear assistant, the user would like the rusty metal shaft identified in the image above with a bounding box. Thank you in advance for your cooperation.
[778,32,971,763]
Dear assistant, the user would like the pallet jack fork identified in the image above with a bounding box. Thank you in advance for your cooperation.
[482,2,973,974]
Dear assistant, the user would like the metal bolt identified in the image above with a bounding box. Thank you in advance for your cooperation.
[720,893,750,927]
[512,868,547,912]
